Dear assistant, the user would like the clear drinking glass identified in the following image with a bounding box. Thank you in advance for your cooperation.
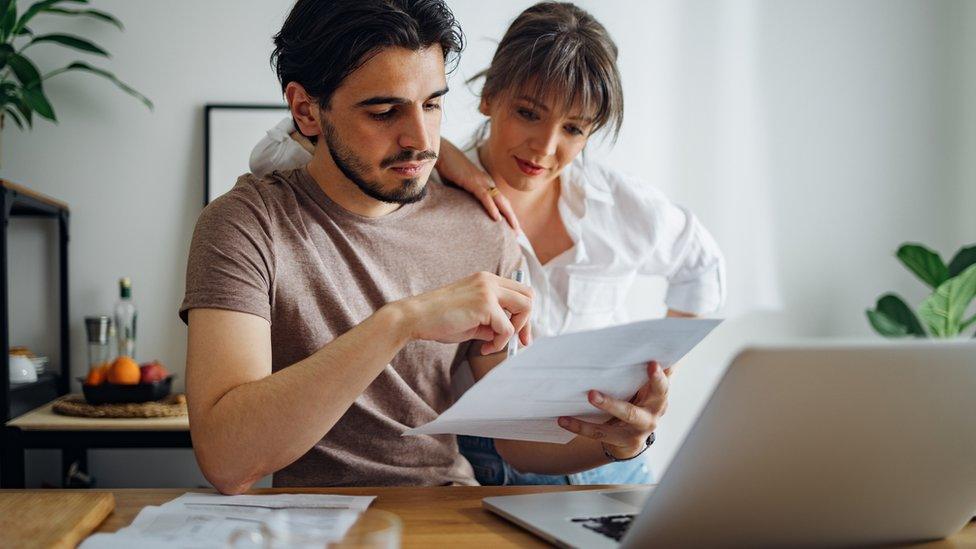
[84,315,113,372]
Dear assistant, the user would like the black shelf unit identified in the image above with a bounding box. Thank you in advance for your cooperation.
[0,180,70,423]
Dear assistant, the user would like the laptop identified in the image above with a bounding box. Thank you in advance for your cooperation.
[484,340,976,548]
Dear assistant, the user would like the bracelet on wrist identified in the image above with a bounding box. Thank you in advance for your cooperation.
[603,432,655,462]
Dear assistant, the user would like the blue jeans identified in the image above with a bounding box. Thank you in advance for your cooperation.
[458,435,652,486]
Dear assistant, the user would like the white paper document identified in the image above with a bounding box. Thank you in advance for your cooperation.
[404,318,721,443]
[80,492,376,548]
[170,492,374,511]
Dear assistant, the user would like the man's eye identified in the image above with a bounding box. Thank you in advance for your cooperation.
[370,110,395,121]
[424,102,441,112]
[517,108,539,121]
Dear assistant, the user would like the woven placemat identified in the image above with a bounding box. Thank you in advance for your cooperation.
[52,394,187,418]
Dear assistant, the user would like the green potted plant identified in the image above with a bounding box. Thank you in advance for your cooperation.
[866,243,976,338]
[0,0,151,162]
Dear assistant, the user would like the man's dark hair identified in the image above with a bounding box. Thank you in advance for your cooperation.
[272,0,464,109]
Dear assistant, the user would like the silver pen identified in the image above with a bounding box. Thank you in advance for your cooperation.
[507,269,525,358]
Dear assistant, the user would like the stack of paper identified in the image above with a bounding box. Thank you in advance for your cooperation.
[404,318,721,443]
[80,492,375,548]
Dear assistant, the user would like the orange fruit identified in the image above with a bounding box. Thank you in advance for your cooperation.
[84,364,109,386]
[107,356,140,385]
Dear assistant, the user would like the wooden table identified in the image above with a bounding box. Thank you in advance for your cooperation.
[75,487,976,547]
[94,486,596,547]
[0,491,114,548]
[1,398,191,488]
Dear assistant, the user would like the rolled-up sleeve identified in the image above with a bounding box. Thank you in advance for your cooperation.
[658,206,726,315]
[635,196,726,315]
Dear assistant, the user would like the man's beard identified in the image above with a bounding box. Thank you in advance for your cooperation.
[322,120,436,205]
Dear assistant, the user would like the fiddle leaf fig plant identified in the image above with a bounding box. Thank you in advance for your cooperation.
[866,243,976,339]
[0,0,152,133]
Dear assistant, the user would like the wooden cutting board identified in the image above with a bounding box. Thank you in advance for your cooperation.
[0,491,115,548]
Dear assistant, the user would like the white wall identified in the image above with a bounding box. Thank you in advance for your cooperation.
[954,1,976,241]
[3,0,972,488]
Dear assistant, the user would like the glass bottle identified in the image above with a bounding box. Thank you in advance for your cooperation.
[114,277,138,359]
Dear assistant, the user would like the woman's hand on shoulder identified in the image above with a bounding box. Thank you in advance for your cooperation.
[289,131,315,154]
[436,137,520,232]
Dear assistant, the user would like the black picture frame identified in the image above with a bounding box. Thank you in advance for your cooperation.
[203,103,290,206]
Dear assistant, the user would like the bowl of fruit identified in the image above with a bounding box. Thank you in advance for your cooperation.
[80,357,174,404]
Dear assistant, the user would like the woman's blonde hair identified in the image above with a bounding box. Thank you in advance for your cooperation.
[471,2,623,141]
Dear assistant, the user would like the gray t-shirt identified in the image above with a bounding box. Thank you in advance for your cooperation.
[180,168,522,487]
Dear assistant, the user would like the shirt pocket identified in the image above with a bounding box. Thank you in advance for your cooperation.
[567,274,621,314]
[564,274,627,332]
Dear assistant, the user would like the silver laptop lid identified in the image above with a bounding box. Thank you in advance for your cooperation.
[623,340,976,548]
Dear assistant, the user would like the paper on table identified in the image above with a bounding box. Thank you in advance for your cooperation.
[170,492,374,511]
[80,492,375,549]
[404,318,721,443]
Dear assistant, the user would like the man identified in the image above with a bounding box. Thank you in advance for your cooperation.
[181,0,666,494]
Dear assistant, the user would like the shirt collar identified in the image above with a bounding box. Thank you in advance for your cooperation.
[558,158,615,229]
[563,157,615,206]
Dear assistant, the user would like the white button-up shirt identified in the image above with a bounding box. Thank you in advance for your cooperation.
[464,148,725,338]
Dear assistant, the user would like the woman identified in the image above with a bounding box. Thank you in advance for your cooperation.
[250,2,724,486]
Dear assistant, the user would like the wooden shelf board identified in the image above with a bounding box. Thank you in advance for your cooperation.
[6,396,189,431]
[1,179,70,213]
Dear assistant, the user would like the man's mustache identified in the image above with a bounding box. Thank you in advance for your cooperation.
[380,149,438,168]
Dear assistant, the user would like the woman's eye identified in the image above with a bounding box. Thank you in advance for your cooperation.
[370,110,395,121]
[565,124,585,136]
[517,108,539,121]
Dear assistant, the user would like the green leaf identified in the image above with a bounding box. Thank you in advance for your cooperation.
[12,94,33,127]
[45,61,152,110]
[12,0,87,37]
[21,85,55,121]
[11,0,56,37]
[0,80,17,102]
[874,293,926,337]
[947,245,976,278]
[0,1,17,42]
[1,87,33,127]
[44,7,122,30]
[917,263,976,337]
[8,53,42,87]
[0,43,13,71]
[1,88,34,127]
[961,313,976,333]
[25,33,109,57]
[17,26,32,36]
[866,309,909,338]
[4,106,24,129]
[897,243,950,289]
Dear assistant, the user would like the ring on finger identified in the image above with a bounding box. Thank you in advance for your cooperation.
[487,186,500,198]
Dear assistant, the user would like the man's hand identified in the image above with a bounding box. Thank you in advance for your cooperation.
[392,271,532,355]
[557,361,670,460]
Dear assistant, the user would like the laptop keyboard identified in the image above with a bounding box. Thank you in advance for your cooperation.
[571,513,636,541]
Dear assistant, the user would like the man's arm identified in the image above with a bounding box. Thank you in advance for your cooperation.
[188,306,412,495]
[188,272,532,495]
